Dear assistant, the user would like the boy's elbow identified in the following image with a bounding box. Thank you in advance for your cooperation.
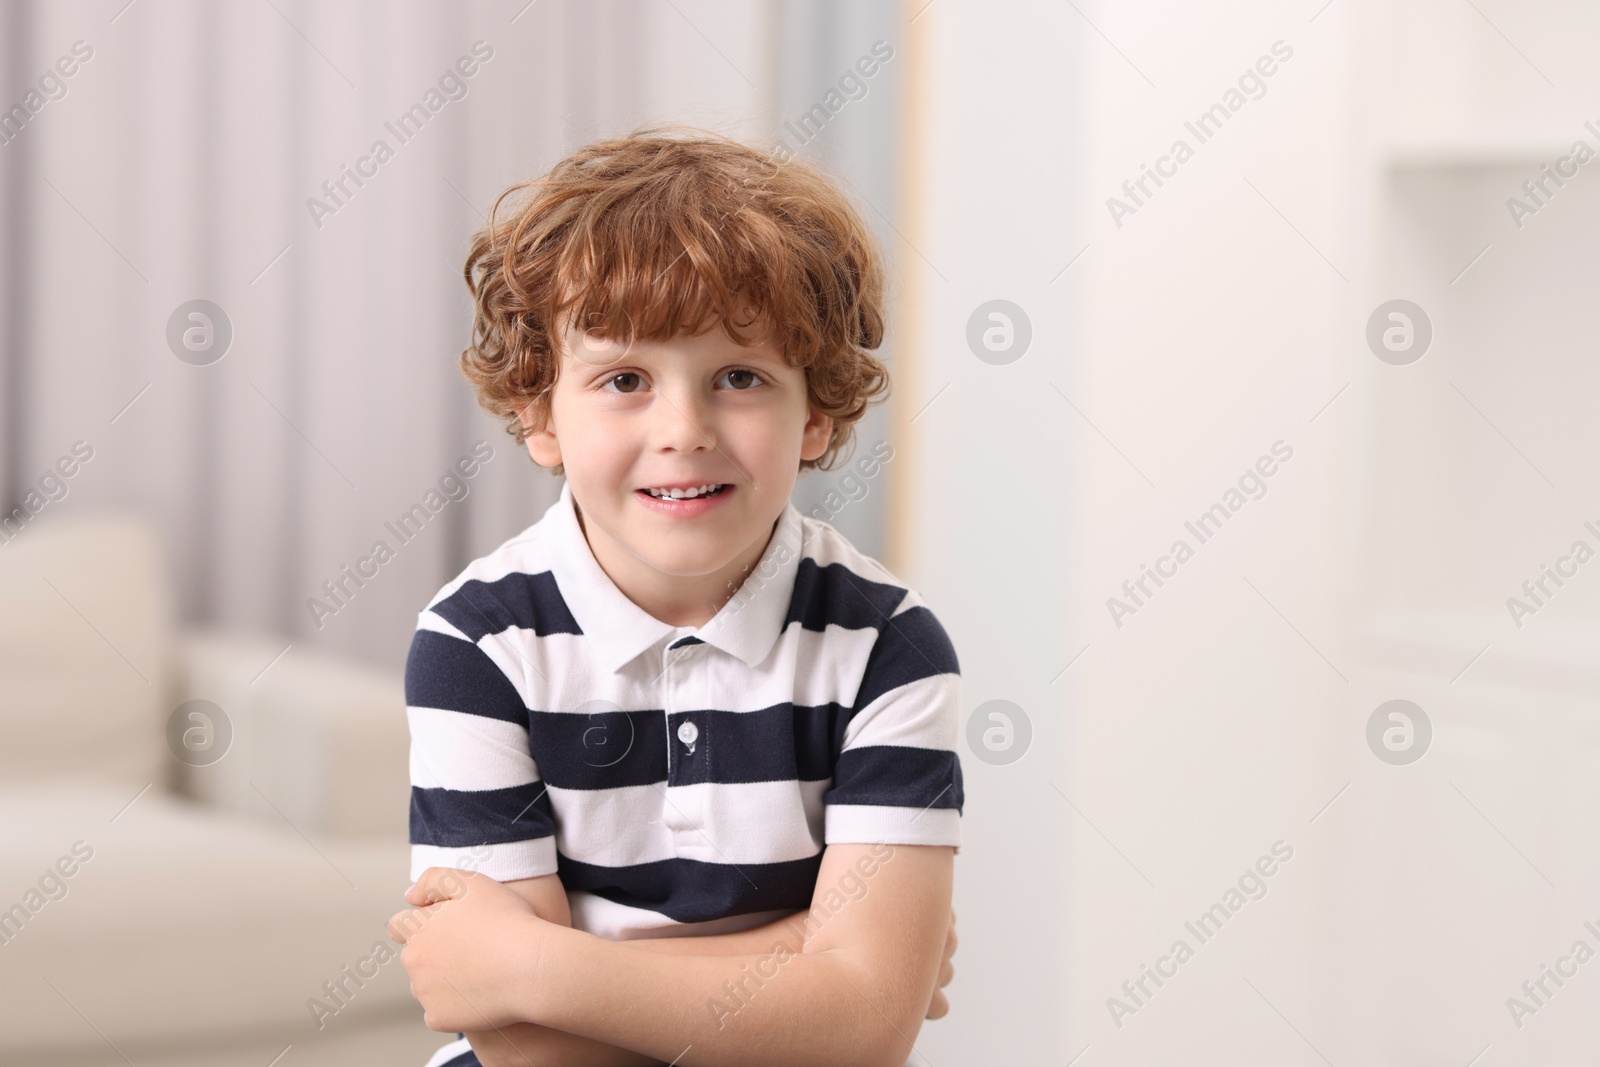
[502,872,572,926]
[864,1004,928,1067]
[860,1013,924,1067]
[826,955,926,1067]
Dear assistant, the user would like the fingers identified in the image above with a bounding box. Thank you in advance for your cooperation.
[387,899,453,944]
[387,906,430,944]
[923,950,955,1024]
[406,866,475,906]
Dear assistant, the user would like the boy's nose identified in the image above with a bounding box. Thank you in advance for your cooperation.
[650,388,715,452]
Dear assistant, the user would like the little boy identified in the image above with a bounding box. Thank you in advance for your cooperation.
[389,125,964,1067]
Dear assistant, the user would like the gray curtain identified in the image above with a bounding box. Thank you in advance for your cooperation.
[0,0,902,670]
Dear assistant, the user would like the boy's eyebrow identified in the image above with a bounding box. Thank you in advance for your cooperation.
[561,332,787,367]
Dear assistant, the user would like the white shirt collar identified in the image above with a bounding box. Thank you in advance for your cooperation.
[542,481,804,674]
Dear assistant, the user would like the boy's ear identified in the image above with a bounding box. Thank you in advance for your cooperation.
[518,399,563,468]
[799,402,834,464]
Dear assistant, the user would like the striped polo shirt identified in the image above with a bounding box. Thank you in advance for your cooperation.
[404,480,964,942]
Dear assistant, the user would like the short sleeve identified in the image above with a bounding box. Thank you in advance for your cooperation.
[404,608,558,883]
[823,592,964,850]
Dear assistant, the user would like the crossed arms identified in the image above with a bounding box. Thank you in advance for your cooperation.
[388,841,956,1067]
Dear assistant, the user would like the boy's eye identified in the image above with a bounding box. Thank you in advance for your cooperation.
[720,369,763,390]
[600,370,762,393]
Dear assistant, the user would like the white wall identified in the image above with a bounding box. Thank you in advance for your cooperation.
[902,0,1600,1062]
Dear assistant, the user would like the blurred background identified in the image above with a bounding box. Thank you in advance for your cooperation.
[3,0,1598,1063]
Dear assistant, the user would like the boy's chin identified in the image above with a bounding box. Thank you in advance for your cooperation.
[629,546,743,582]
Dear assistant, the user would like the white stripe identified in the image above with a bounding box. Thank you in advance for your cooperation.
[511,629,625,710]
[548,778,828,867]
[826,805,961,847]
[602,623,878,713]
[471,627,541,705]
[800,516,907,590]
[760,623,878,710]
[841,672,961,752]
[568,890,798,941]
[445,623,882,715]
[406,710,537,793]
[410,837,557,883]
[407,707,537,790]
[889,586,929,617]
[423,530,556,610]
[414,610,470,640]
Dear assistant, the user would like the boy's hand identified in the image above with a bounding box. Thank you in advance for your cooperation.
[926,906,957,1019]
[387,867,550,1033]
[464,1022,668,1067]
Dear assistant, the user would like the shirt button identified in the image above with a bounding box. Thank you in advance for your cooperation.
[677,721,699,746]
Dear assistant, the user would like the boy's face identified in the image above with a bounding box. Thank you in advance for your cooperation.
[520,316,832,587]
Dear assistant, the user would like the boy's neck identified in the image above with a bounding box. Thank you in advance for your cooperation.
[574,504,778,629]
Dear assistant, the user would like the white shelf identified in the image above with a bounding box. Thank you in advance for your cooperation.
[1361,607,1600,701]
[1382,134,1591,171]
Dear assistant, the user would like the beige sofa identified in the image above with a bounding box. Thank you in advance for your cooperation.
[0,512,447,1066]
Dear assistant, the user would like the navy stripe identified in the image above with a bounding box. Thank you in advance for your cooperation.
[410,782,553,847]
[404,629,528,724]
[431,571,581,642]
[527,709,667,789]
[826,746,964,812]
[435,1049,479,1067]
[558,852,822,924]
[852,605,960,711]
[785,558,908,633]
[668,705,841,785]
[527,703,844,789]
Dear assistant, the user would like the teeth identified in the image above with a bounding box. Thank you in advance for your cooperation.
[646,483,722,500]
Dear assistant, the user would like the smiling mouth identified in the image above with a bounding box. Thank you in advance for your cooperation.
[640,483,729,500]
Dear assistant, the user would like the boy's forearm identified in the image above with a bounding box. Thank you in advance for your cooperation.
[466,1022,666,1067]
[464,912,810,1067]
[621,911,810,957]
[472,876,670,1066]
[517,924,911,1067]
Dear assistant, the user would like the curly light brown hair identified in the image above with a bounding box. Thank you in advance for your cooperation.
[458,123,890,473]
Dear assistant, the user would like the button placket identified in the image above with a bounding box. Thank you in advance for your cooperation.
[661,641,709,853]
[663,643,679,781]
[669,643,703,764]
[660,642,694,806]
